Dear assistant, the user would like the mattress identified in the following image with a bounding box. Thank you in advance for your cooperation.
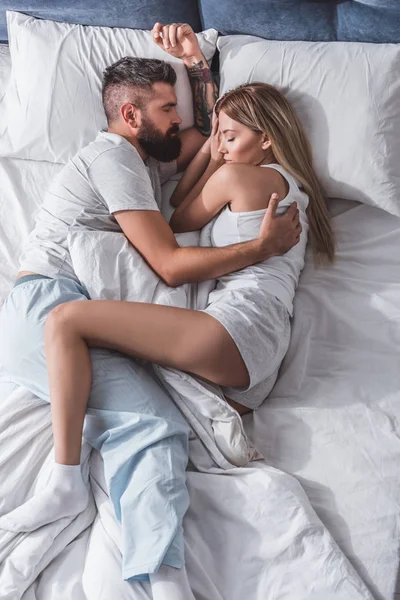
[1,44,400,599]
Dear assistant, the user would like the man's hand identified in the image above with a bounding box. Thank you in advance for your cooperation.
[152,22,218,138]
[258,194,302,260]
[152,23,205,66]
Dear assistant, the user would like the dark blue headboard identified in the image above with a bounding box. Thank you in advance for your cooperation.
[1,0,400,44]
[199,0,400,43]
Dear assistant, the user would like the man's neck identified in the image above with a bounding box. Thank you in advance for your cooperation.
[107,126,148,162]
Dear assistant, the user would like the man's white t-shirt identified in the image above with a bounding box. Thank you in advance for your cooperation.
[19,131,176,282]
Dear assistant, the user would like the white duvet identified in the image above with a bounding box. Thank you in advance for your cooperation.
[68,215,263,470]
[0,387,375,600]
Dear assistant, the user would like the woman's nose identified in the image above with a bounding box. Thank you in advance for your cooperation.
[218,140,226,154]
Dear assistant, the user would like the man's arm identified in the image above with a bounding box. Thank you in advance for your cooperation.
[185,55,218,138]
[114,198,301,288]
[152,23,218,171]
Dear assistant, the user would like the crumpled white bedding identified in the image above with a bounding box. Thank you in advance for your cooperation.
[0,385,375,600]
[68,216,262,469]
[249,201,400,600]
[0,157,383,600]
[0,154,62,303]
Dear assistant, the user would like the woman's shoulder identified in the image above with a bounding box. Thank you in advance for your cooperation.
[209,163,293,209]
[207,163,252,193]
[210,163,288,212]
[214,162,281,186]
[228,163,289,199]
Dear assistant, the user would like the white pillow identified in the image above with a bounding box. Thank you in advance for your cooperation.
[0,11,217,163]
[218,35,400,215]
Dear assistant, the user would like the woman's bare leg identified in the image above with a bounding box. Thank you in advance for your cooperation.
[0,332,90,532]
[0,299,249,534]
[44,300,249,465]
[0,313,91,532]
[46,328,91,465]
[47,300,249,385]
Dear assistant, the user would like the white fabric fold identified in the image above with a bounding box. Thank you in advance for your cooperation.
[0,389,375,600]
[0,387,96,599]
[68,220,264,469]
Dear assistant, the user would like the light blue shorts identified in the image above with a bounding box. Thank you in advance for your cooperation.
[0,275,191,581]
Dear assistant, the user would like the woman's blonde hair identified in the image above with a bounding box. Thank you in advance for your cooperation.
[216,83,335,265]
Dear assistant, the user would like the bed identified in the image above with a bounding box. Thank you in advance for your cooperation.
[1,2,400,599]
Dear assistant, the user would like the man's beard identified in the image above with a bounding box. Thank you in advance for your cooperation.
[137,116,182,163]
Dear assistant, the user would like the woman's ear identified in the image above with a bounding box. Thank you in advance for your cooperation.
[261,134,272,150]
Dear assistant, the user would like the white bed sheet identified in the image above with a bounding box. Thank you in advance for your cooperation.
[1,44,400,600]
[2,151,399,600]
[246,201,400,600]
[0,385,376,600]
[0,156,62,303]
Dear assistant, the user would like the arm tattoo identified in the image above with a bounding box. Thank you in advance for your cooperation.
[187,60,219,137]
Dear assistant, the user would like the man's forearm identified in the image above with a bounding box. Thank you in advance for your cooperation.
[184,55,218,137]
[165,239,273,287]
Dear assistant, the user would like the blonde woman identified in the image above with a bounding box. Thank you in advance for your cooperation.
[169,82,335,411]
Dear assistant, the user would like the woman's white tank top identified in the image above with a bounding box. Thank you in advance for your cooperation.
[210,163,309,316]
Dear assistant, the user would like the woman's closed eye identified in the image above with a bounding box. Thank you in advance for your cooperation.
[227,138,235,142]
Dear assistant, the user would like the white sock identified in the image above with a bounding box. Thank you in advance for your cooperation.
[150,564,196,600]
[0,462,89,533]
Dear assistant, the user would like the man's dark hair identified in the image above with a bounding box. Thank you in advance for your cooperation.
[102,57,177,124]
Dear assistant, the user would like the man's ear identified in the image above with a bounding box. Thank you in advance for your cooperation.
[120,103,139,127]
